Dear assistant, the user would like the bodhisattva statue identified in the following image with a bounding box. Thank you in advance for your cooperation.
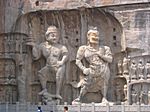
[27,26,68,100]
[73,27,113,103]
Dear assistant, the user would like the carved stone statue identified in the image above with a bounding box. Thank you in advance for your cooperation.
[123,57,130,75]
[130,60,137,80]
[140,84,148,105]
[26,26,68,100]
[140,91,148,105]
[131,90,138,105]
[117,60,122,75]
[18,60,26,103]
[137,60,144,80]
[124,84,127,101]
[145,60,150,79]
[73,27,113,104]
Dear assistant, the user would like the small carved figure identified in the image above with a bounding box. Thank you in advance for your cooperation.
[124,84,127,101]
[26,26,68,100]
[18,60,26,103]
[117,60,122,75]
[123,57,130,75]
[73,27,113,104]
[131,90,138,105]
[140,91,148,105]
[145,60,150,79]
[137,60,145,80]
[130,60,137,80]
[131,84,141,105]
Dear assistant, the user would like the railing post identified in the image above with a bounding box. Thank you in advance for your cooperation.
[137,104,140,112]
[52,101,55,112]
[27,102,30,112]
[5,102,8,112]
[106,103,110,112]
[16,102,19,112]
[78,103,81,112]
[92,102,95,112]
[121,103,125,112]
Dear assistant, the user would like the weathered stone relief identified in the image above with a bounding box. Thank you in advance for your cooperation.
[0,33,28,104]
[27,26,69,104]
[0,8,124,104]
[19,9,122,104]
[115,55,150,105]
[71,27,113,104]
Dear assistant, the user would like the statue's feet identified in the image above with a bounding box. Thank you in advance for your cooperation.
[38,89,47,95]
[55,94,62,100]
[74,97,81,102]
[101,98,109,104]
[72,97,81,104]
[140,78,144,80]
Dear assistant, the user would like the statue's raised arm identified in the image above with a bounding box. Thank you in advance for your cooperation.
[97,46,112,63]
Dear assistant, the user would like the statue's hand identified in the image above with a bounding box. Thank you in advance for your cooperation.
[96,51,104,57]
[83,68,90,75]
[57,61,63,67]
[96,48,104,57]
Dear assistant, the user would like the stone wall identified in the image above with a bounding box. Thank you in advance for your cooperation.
[115,9,150,57]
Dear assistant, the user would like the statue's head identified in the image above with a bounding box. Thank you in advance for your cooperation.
[131,60,136,65]
[139,59,143,64]
[45,26,59,44]
[87,27,99,44]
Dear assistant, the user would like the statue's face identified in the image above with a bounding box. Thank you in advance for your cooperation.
[88,32,99,44]
[46,31,59,44]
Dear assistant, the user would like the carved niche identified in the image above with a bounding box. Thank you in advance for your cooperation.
[14,8,123,104]
[127,55,150,105]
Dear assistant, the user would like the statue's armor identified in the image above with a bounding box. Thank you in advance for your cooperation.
[79,46,111,92]
[84,46,108,78]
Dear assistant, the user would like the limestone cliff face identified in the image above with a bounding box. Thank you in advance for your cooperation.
[115,9,150,56]
[0,0,31,33]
